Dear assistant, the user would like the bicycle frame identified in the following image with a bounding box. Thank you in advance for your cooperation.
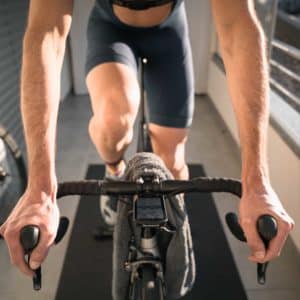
[132,57,166,298]
[137,57,153,153]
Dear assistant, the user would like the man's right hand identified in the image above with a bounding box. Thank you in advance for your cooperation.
[0,189,59,277]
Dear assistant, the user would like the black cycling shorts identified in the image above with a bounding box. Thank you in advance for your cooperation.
[85,1,194,128]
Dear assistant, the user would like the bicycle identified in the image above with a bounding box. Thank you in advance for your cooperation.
[19,58,277,299]
[0,124,27,226]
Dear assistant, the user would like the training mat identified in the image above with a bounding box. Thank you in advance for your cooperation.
[55,164,248,300]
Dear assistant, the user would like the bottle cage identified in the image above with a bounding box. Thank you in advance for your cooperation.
[111,0,174,10]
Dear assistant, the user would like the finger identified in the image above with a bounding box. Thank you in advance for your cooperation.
[5,230,34,277]
[29,231,53,270]
[240,218,266,261]
[263,221,290,262]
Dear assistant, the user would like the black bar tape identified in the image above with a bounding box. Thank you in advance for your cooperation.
[57,180,102,198]
[57,181,140,198]
[56,177,242,198]
[161,177,242,197]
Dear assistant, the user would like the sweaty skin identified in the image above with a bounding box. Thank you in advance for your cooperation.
[0,0,294,278]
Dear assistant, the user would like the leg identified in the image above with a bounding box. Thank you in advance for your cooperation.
[86,62,140,230]
[149,124,190,180]
[86,62,140,175]
[85,7,139,175]
[141,16,194,180]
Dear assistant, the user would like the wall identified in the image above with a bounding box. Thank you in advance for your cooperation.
[185,1,213,94]
[0,1,29,154]
[0,0,72,160]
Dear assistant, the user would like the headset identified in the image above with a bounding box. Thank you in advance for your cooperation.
[111,0,174,10]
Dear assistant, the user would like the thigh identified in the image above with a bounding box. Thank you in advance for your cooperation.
[142,18,195,129]
[85,8,141,121]
[86,62,140,121]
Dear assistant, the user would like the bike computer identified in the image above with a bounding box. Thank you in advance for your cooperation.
[134,194,168,226]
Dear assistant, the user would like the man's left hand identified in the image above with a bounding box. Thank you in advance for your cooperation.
[239,183,294,263]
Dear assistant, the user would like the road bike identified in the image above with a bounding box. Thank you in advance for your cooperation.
[19,58,277,299]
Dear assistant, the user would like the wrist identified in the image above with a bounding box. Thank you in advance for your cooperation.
[27,172,57,202]
[242,166,270,195]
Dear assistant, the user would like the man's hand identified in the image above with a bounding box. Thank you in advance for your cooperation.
[239,183,294,263]
[0,189,59,277]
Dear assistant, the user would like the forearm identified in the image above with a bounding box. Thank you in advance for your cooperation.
[21,31,65,194]
[220,19,270,191]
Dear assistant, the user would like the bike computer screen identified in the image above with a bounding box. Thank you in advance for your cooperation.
[134,195,167,226]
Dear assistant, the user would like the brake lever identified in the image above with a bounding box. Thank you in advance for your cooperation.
[20,217,69,291]
[20,225,41,290]
[225,213,277,284]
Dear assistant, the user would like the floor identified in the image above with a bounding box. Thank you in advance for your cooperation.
[0,94,299,300]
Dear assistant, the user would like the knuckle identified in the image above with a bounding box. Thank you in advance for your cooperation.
[291,221,295,230]
[281,220,292,231]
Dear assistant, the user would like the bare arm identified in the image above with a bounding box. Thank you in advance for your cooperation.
[22,0,73,194]
[211,0,294,262]
[0,0,73,276]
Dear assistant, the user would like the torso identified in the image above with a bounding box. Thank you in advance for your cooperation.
[112,2,174,27]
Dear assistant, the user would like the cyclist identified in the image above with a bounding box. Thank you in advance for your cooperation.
[0,0,294,280]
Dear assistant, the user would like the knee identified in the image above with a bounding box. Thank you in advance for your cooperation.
[159,151,187,176]
[90,88,138,134]
[89,114,134,149]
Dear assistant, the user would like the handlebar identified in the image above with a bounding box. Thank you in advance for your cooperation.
[19,176,277,290]
[56,176,242,198]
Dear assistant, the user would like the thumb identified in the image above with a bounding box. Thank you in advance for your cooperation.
[241,218,266,260]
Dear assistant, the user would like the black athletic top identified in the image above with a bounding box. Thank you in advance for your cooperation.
[96,0,184,13]
[111,0,174,10]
